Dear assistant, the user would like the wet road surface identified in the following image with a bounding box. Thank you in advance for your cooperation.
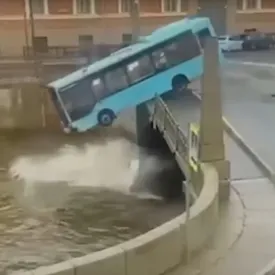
[155,51,275,275]
[225,49,275,64]
[160,58,275,177]
[221,62,275,172]
[156,93,263,180]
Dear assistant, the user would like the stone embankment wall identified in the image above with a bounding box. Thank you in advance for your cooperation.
[0,83,61,131]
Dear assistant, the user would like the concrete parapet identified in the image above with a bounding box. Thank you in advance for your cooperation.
[185,163,219,253]
[71,246,125,275]
[255,258,275,275]
[18,163,219,275]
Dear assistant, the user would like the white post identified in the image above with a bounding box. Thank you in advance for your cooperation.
[129,0,140,43]
[184,178,191,263]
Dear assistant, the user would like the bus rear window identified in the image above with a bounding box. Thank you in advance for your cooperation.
[197,28,212,48]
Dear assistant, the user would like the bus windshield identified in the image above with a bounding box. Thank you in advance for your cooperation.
[47,17,220,133]
[58,78,96,122]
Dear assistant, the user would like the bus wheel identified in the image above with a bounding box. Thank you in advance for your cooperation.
[172,75,189,93]
[98,109,115,126]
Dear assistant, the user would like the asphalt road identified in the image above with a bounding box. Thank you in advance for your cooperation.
[157,58,275,176]
[225,49,275,64]
[158,93,262,181]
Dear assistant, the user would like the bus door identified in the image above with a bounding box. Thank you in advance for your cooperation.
[58,77,97,123]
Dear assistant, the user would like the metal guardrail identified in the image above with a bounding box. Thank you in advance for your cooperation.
[151,96,200,202]
[151,96,188,166]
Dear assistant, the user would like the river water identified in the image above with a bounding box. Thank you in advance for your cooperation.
[0,127,184,274]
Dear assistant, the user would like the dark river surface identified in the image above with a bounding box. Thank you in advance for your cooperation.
[0,127,184,274]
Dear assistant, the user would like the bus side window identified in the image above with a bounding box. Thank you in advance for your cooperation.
[152,50,167,70]
[105,67,128,94]
[126,55,154,84]
[197,28,211,48]
[165,32,201,65]
[91,77,106,101]
[165,42,182,66]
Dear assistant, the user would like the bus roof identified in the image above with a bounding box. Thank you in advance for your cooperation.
[49,17,211,90]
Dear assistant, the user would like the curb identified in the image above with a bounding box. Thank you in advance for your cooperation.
[222,117,275,184]
[255,258,275,275]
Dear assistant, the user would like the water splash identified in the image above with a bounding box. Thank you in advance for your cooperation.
[8,137,164,211]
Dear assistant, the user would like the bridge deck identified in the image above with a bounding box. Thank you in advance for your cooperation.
[147,91,262,180]
[148,61,275,180]
[162,94,262,180]
[146,59,275,274]
[156,60,275,275]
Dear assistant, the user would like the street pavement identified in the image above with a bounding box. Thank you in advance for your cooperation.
[158,57,275,275]
[182,58,275,176]
[225,49,275,64]
[170,177,275,275]
[162,93,262,181]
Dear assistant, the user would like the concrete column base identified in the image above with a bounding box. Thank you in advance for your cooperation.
[211,159,231,201]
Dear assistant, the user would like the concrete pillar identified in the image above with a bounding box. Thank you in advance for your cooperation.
[134,103,154,193]
[135,103,151,147]
[226,0,237,33]
[199,37,230,201]
[188,0,198,15]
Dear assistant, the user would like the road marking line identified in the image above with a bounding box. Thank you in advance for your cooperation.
[226,60,275,68]
[231,176,267,183]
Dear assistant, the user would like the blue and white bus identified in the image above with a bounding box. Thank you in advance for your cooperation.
[46,17,222,133]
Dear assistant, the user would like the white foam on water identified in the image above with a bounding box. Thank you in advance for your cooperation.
[8,138,164,211]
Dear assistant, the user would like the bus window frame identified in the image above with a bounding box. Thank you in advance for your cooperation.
[58,78,98,122]
[54,29,202,113]
[104,65,129,95]
[126,54,155,85]
[149,30,201,70]
[90,74,108,101]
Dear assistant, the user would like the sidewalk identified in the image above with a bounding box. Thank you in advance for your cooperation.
[170,177,275,275]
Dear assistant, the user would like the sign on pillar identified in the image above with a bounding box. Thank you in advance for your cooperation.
[188,122,200,172]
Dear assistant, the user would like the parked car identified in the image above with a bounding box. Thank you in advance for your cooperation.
[242,32,271,50]
[265,32,275,48]
[218,34,244,52]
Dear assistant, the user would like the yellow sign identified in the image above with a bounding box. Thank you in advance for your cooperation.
[188,123,200,171]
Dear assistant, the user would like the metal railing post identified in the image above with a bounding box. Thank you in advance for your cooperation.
[174,124,180,153]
